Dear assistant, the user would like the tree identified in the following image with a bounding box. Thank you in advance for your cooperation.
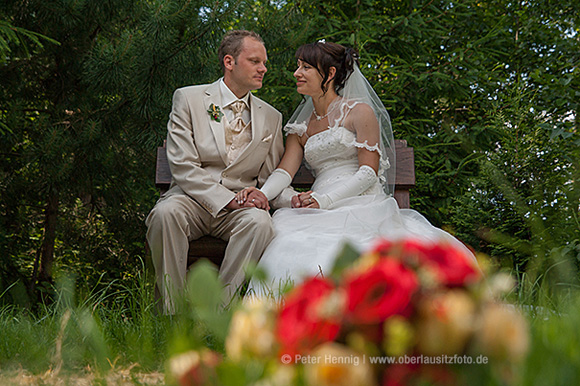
[0,0,235,302]
[1,0,578,306]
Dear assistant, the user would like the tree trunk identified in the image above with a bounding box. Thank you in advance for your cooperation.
[37,192,59,284]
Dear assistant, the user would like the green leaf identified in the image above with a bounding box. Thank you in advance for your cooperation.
[217,361,250,386]
[77,309,110,372]
[186,259,231,343]
[330,242,361,279]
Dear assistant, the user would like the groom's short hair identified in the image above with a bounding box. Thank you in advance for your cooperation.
[218,30,265,73]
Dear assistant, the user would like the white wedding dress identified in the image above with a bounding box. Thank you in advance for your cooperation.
[248,119,476,296]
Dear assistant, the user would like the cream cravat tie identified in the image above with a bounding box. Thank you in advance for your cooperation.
[229,100,246,133]
[225,100,251,164]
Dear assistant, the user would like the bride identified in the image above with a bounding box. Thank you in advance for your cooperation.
[237,41,476,295]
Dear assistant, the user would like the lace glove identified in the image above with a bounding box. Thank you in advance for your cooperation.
[260,168,293,200]
[311,165,378,209]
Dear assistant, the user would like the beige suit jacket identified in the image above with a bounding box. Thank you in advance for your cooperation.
[165,79,284,217]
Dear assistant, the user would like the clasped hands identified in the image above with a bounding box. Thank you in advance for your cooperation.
[290,190,319,209]
[230,187,270,210]
[233,188,319,210]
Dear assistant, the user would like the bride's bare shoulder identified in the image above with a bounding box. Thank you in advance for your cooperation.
[350,102,374,116]
[343,101,378,128]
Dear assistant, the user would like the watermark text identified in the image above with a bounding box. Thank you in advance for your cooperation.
[280,353,488,366]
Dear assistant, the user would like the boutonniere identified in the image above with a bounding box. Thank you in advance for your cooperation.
[207,103,223,122]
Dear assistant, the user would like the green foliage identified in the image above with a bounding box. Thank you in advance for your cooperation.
[0,0,236,301]
[0,19,59,66]
[0,268,169,373]
[330,242,361,278]
[451,83,580,303]
[0,0,579,311]
[522,297,580,385]
[185,260,231,346]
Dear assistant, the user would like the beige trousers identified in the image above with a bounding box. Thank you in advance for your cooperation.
[145,188,275,314]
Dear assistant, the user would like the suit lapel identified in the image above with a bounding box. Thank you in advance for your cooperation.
[249,93,265,142]
[204,81,229,165]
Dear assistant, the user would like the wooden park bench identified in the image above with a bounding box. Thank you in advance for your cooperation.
[154,140,415,267]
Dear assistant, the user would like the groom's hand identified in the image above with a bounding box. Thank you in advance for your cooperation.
[230,188,270,211]
[226,199,244,210]
[245,190,270,211]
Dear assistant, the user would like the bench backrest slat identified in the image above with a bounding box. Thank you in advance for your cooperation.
[155,139,415,208]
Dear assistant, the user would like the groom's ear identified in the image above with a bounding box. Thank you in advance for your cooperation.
[224,54,235,71]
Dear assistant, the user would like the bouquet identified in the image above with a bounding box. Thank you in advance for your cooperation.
[169,238,529,386]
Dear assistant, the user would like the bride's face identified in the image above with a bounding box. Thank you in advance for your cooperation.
[294,59,324,97]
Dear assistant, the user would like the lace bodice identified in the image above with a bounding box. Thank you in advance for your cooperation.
[285,123,384,197]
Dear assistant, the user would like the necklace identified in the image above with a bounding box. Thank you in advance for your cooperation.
[312,96,341,121]
[313,103,337,121]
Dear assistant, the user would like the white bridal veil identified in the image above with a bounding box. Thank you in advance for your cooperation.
[284,64,396,196]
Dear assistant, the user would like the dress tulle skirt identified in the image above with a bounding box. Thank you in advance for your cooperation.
[248,194,475,296]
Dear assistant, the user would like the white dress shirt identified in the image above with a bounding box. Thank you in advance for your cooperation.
[220,79,251,124]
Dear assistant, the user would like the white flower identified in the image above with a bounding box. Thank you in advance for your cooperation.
[304,343,376,386]
[415,290,476,356]
[473,303,529,362]
[225,298,278,362]
[484,272,516,300]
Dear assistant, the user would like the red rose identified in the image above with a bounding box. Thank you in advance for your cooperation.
[276,277,341,357]
[416,242,480,287]
[427,244,480,286]
[372,239,480,287]
[372,239,395,255]
[372,239,429,262]
[344,258,418,325]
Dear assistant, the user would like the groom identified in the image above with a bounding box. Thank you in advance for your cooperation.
[146,30,285,314]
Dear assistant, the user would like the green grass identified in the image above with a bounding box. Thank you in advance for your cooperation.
[0,259,236,384]
[0,267,178,384]
[522,296,580,385]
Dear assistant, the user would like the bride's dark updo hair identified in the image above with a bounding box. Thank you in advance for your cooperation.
[296,41,359,94]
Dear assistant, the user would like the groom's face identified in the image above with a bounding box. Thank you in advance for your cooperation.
[225,37,268,97]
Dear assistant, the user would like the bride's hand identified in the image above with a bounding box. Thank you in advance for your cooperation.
[236,187,259,205]
[292,191,319,209]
